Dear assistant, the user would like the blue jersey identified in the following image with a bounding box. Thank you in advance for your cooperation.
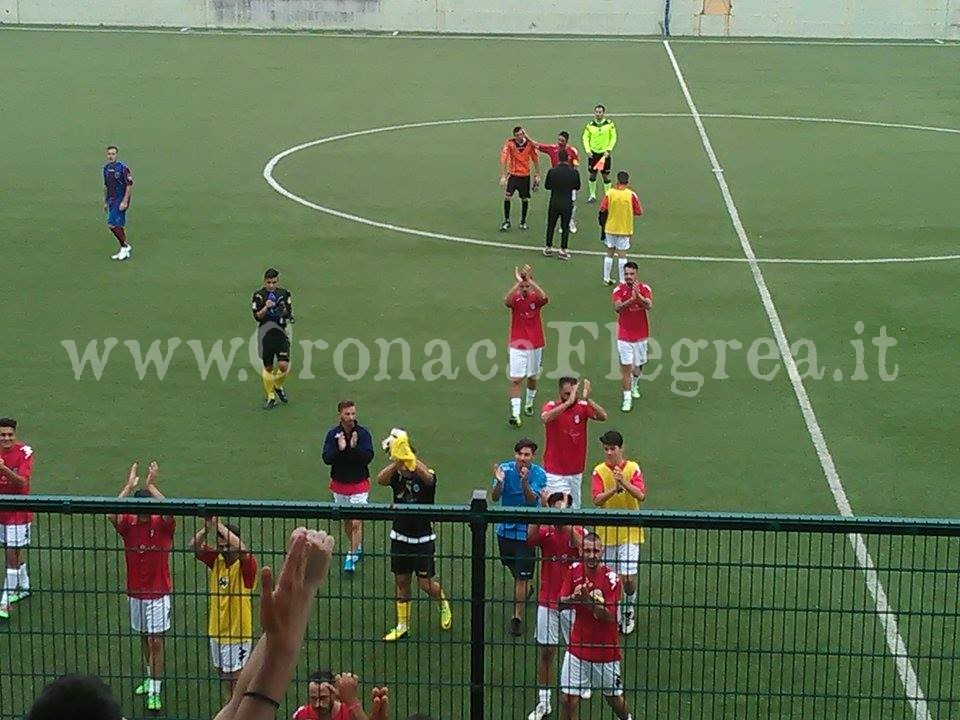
[493,461,546,540]
[103,161,133,205]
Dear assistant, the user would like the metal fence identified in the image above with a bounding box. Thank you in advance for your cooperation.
[0,494,958,720]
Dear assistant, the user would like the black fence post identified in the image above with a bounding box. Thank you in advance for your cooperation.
[469,489,488,720]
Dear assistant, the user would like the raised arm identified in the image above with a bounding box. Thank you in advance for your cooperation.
[144,462,174,522]
[377,460,402,487]
[107,463,139,528]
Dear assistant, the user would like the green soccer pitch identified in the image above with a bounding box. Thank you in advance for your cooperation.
[0,27,958,720]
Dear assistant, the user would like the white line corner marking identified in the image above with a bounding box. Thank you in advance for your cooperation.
[662,39,932,720]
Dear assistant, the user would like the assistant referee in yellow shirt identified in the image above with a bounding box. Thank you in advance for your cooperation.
[582,104,618,202]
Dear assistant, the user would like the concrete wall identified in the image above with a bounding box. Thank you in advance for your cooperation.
[6,0,960,39]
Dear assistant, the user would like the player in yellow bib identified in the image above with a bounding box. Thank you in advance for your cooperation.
[190,517,258,700]
[590,430,646,635]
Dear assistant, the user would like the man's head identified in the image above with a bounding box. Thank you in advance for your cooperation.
[582,531,604,568]
[546,490,570,509]
[599,430,625,465]
[623,261,639,285]
[558,130,570,146]
[513,438,538,467]
[133,488,153,522]
[513,125,527,143]
[105,145,118,163]
[557,149,569,165]
[0,417,17,451]
[594,104,606,121]
[308,670,336,712]
[263,267,280,291]
[217,522,242,562]
[617,170,629,185]
[338,400,357,427]
[557,376,578,402]
[27,674,123,720]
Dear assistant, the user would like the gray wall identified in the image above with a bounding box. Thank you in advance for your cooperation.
[4,0,960,39]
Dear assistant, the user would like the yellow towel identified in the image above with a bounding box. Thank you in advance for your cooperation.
[382,428,417,471]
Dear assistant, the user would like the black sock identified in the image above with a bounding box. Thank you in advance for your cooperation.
[503,200,511,221]
[521,200,529,223]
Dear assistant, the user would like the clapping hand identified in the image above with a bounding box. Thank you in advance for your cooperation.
[334,673,360,705]
[349,430,358,448]
[146,461,159,487]
[370,686,389,720]
[126,462,140,491]
[581,379,592,400]
[336,432,347,451]
[493,464,506,484]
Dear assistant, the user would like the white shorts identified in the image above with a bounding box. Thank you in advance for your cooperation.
[1,523,31,548]
[560,652,624,697]
[332,491,369,505]
[604,233,631,251]
[129,595,172,634]
[210,639,253,673]
[544,472,584,509]
[603,542,641,577]
[508,347,543,379]
[536,606,573,646]
[617,339,648,367]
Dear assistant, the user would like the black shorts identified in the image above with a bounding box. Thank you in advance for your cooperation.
[588,153,612,175]
[498,535,536,580]
[260,328,290,366]
[506,174,532,199]
[391,539,436,578]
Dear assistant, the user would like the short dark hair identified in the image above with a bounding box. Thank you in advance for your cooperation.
[558,376,578,388]
[309,669,335,684]
[583,531,602,545]
[559,131,570,140]
[133,489,152,499]
[264,267,279,280]
[106,145,118,152]
[337,399,356,412]
[617,170,629,184]
[599,430,624,447]
[557,149,569,163]
[513,125,523,134]
[27,674,123,720]
[595,104,605,112]
[0,417,17,430]
[624,261,639,272]
[514,438,538,454]
[220,522,242,541]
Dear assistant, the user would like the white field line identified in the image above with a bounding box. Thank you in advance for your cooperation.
[663,38,933,720]
[262,112,960,266]
[2,24,959,47]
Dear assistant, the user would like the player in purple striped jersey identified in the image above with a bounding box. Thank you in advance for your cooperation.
[103,145,133,261]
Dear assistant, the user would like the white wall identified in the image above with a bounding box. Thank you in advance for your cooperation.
[6,0,960,39]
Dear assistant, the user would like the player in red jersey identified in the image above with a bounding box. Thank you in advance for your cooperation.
[540,378,608,509]
[525,489,586,720]
[505,264,549,427]
[558,533,635,720]
[534,131,581,234]
[107,461,175,712]
[0,418,35,619]
[612,262,653,413]
[292,670,386,720]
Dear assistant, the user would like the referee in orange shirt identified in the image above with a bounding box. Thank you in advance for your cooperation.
[500,126,541,232]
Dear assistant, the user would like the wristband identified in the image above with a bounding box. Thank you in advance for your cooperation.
[243,691,280,709]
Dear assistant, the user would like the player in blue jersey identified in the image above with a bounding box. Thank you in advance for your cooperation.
[103,145,133,261]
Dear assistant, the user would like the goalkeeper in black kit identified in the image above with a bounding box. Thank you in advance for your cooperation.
[251,267,294,409]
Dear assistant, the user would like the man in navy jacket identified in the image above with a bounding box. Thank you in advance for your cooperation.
[322,400,375,572]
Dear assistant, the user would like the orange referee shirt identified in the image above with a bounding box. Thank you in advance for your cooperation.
[501,139,538,177]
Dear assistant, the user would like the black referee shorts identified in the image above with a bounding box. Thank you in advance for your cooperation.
[588,152,612,177]
[260,328,290,366]
[391,539,436,578]
[506,174,532,199]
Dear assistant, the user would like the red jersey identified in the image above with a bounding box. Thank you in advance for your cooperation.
[613,281,652,342]
[115,514,175,599]
[561,561,622,662]
[0,442,35,525]
[542,400,600,475]
[292,704,353,720]
[508,290,547,349]
[528,525,585,609]
[536,143,580,168]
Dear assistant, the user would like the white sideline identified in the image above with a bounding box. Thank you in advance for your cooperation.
[662,38,932,720]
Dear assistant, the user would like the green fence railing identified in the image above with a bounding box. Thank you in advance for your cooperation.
[0,494,958,720]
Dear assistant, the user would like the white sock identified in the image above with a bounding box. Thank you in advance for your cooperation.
[622,390,630,402]
[631,375,640,391]
[617,257,627,282]
[603,257,613,281]
[538,687,551,704]
[510,397,521,417]
[524,389,537,406]
[149,678,162,695]
[625,590,637,608]
[18,563,29,591]
[1,569,17,604]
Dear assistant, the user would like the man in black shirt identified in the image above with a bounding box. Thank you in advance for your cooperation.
[543,150,581,261]
[251,268,294,409]
[376,434,453,642]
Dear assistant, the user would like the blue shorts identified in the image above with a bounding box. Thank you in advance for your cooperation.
[106,204,127,227]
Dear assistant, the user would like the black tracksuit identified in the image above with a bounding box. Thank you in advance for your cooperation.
[544,163,581,250]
